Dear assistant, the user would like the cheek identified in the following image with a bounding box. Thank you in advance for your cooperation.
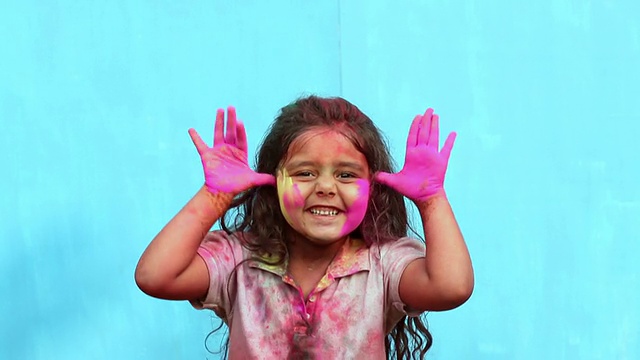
[340,179,370,236]
[277,171,305,221]
[347,179,370,213]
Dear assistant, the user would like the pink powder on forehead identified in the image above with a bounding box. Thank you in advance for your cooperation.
[284,127,360,160]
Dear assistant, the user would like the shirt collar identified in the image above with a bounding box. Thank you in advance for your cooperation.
[248,237,370,279]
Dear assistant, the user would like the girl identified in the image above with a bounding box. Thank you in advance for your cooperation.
[135,96,474,359]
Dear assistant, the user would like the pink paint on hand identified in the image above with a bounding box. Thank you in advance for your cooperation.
[374,108,456,203]
[340,179,369,237]
[189,106,275,195]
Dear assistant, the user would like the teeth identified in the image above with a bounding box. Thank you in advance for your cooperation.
[310,209,339,216]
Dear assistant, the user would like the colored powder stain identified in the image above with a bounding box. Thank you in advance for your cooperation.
[252,252,284,274]
[315,275,332,292]
[339,179,370,237]
[277,168,304,226]
[204,147,249,193]
[329,238,367,276]
[284,183,304,211]
[322,298,348,331]
[294,301,305,315]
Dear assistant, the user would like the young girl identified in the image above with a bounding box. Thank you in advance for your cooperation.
[135,96,474,359]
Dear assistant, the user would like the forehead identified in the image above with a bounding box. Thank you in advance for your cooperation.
[284,128,367,167]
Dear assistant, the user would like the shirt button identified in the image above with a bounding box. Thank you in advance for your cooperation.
[306,313,311,320]
[294,325,307,334]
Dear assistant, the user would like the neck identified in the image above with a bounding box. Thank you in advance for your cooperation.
[286,232,348,266]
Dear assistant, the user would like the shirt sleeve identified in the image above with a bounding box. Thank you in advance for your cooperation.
[381,236,426,324]
[189,230,244,321]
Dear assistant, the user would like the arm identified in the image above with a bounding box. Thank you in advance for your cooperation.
[135,187,232,300]
[399,194,473,311]
[376,108,474,312]
[135,106,274,301]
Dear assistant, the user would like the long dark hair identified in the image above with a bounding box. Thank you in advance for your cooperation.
[213,95,432,359]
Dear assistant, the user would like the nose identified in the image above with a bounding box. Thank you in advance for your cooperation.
[315,175,336,197]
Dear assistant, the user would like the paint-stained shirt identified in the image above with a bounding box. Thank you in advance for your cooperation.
[190,231,426,360]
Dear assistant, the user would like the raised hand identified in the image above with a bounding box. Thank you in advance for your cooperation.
[374,108,456,203]
[189,106,275,195]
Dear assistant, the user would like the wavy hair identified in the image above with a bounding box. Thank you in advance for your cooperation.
[212,95,432,359]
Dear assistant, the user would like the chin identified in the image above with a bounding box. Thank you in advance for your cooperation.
[300,231,346,245]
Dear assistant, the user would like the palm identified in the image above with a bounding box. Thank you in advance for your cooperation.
[388,146,448,197]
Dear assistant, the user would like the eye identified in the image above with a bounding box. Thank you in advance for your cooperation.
[294,171,314,177]
[338,172,357,179]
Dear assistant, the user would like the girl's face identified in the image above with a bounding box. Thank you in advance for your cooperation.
[277,128,370,246]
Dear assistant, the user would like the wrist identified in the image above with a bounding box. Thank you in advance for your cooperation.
[188,186,234,220]
[414,190,448,209]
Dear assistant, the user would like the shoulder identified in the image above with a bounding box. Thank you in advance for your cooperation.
[364,236,425,277]
[199,230,253,261]
[375,236,426,260]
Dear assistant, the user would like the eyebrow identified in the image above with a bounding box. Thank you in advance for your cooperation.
[337,161,366,171]
[287,160,365,172]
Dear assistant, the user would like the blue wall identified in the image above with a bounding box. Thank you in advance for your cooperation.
[2,1,639,359]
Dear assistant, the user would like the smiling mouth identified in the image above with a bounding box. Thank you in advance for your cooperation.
[309,209,340,216]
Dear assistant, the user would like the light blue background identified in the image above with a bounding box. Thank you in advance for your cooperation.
[2,1,639,359]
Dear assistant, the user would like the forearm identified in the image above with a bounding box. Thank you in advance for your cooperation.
[416,194,474,299]
[135,186,233,287]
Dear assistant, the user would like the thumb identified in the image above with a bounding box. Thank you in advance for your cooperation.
[188,128,209,156]
[252,173,276,187]
[373,171,393,187]
[441,131,457,163]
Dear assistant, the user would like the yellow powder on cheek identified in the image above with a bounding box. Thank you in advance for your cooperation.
[277,169,297,224]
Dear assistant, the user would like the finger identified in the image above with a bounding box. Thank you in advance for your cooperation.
[213,108,225,146]
[225,106,237,145]
[188,128,209,155]
[253,173,276,187]
[236,119,248,154]
[418,108,433,145]
[441,131,457,162]
[430,113,440,149]
[373,171,393,187]
[406,115,421,152]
